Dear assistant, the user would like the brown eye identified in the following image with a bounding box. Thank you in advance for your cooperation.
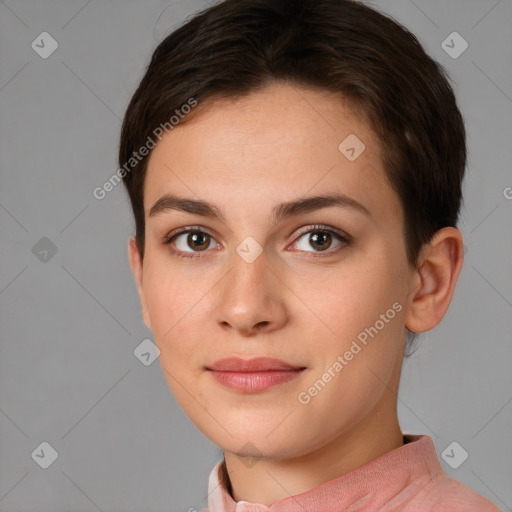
[163,228,218,259]
[308,231,332,251]
[186,231,211,251]
[292,225,351,257]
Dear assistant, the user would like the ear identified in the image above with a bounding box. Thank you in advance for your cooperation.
[405,227,464,333]
[128,236,152,331]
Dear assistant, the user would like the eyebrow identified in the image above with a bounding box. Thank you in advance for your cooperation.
[148,192,370,223]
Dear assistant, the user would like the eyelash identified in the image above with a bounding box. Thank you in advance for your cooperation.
[162,224,352,261]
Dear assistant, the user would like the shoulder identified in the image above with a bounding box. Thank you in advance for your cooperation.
[413,473,501,511]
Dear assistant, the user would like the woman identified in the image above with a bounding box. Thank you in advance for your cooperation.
[119,0,500,509]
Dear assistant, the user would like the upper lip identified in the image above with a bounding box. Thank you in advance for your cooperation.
[207,357,305,372]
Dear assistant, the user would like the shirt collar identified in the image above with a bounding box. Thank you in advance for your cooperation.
[205,434,444,511]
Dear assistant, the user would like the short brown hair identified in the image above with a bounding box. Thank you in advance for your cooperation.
[119,0,466,271]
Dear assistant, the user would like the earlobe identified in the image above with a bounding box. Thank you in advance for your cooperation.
[405,227,464,334]
[128,236,152,331]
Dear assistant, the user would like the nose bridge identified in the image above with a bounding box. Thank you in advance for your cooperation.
[228,245,270,309]
[214,243,286,334]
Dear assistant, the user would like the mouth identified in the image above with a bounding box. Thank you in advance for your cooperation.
[206,357,307,393]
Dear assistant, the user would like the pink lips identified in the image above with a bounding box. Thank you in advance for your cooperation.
[206,357,306,393]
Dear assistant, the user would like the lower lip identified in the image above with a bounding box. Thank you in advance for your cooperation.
[208,369,305,393]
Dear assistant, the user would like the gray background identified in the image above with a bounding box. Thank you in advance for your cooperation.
[1,0,511,511]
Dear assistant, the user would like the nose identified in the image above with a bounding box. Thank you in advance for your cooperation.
[213,247,288,337]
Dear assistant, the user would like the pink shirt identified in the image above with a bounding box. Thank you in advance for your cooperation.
[203,434,500,511]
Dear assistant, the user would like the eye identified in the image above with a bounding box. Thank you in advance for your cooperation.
[163,228,219,259]
[290,225,351,257]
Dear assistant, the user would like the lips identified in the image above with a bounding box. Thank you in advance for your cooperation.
[206,357,306,393]
[207,356,305,372]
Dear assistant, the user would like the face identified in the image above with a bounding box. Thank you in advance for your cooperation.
[129,82,417,460]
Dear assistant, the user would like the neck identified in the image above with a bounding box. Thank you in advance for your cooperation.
[221,398,403,506]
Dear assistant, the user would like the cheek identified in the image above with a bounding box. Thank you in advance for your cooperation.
[305,250,406,373]
[141,259,201,357]
[141,267,208,409]
[302,262,399,339]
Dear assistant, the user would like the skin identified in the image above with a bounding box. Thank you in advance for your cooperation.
[128,82,464,506]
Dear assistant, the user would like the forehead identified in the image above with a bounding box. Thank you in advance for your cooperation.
[143,82,399,224]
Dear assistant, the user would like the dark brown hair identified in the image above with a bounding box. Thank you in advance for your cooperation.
[119,0,466,359]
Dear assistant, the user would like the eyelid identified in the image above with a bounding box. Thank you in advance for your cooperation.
[291,224,352,244]
[162,225,217,244]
